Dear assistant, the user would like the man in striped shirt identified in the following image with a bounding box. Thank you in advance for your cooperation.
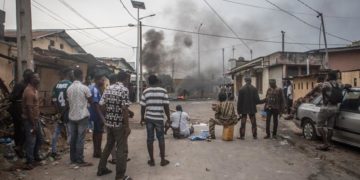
[140,75,170,167]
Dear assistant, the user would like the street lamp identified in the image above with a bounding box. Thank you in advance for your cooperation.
[131,0,156,102]
[197,23,203,78]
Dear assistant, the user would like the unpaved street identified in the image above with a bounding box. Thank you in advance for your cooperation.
[4,100,360,180]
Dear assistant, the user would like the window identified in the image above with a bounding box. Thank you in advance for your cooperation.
[354,78,357,87]
[50,40,55,46]
[298,83,300,89]
[340,91,360,112]
[301,82,303,90]
[306,82,309,89]
[312,82,314,88]
[60,43,64,49]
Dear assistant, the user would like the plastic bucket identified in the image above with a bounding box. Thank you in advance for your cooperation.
[222,125,234,141]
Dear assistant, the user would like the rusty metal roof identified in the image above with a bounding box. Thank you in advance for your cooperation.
[4,29,86,53]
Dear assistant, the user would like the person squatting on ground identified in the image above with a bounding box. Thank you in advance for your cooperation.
[22,72,44,169]
[209,92,238,139]
[89,73,107,158]
[261,79,286,139]
[50,68,73,159]
[140,75,170,167]
[9,69,33,158]
[97,71,132,180]
[316,71,343,151]
[285,75,325,120]
[169,105,194,139]
[66,69,93,166]
[237,77,260,140]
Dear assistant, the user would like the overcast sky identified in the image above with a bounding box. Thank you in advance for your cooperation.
[2,0,360,77]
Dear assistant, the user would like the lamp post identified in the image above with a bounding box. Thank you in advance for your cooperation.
[197,23,203,78]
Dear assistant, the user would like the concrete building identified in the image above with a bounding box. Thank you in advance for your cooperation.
[229,51,322,98]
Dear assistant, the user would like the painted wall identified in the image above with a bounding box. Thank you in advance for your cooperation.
[0,43,15,90]
[342,71,360,87]
[293,76,317,101]
[328,50,360,71]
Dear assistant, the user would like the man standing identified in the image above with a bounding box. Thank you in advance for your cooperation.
[286,80,293,115]
[263,79,286,139]
[50,69,72,158]
[237,77,260,139]
[9,69,33,157]
[140,75,170,167]
[22,72,43,169]
[67,69,93,166]
[97,72,132,180]
[317,71,342,151]
[89,73,106,158]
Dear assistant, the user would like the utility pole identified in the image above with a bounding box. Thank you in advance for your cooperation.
[222,48,225,79]
[232,46,235,58]
[250,49,253,60]
[318,13,328,69]
[197,23,203,78]
[281,30,285,52]
[16,0,33,82]
[171,58,175,80]
[139,20,143,96]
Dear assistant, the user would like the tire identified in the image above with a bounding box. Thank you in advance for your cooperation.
[302,119,317,140]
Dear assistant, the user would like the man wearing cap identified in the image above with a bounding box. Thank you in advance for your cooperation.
[237,77,260,139]
[262,79,286,139]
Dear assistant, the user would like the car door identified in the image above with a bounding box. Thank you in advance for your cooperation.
[337,91,360,136]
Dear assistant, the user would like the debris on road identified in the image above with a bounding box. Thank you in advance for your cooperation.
[189,130,209,141]
[280,140,289,146]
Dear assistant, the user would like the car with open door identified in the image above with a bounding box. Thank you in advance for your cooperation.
[295,88,360,148]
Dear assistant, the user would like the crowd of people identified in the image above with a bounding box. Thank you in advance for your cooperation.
[7,67,344,179]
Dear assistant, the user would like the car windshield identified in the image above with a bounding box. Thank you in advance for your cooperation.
[311,95,323,105]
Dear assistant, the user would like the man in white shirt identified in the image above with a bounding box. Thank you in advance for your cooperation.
[67,69,93,166]
[170,105,193,138]
[286,80,293,115]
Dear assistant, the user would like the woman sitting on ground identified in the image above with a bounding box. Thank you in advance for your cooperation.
[169,105,194,139]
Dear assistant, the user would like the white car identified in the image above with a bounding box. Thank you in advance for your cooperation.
[295,88,360,148]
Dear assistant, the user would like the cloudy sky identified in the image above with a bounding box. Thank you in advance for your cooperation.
[2,0,360,77]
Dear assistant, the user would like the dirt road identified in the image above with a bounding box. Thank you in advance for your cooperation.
[3,100,360,180]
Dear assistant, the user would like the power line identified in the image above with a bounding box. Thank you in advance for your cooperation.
[65,25,131,31]
[81,28,134,47]
[58,0,134,47]
[202,0,251,52]
[142,24,347,46]
[32,0,120,48]
[295,0,319,14]
[119,0,137,21]
[222,0,360,20]
[264,0,352,43]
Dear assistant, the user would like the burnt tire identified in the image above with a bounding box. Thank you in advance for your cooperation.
[302,119,317,140]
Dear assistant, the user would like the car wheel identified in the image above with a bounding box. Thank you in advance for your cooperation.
[302,119,317,140]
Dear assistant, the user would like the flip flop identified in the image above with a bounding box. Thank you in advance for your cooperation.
[160,159,170,166]
[148,160,155,166]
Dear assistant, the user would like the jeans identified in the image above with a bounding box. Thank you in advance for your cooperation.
[98,126,128,179]
[69,117,88,163]
[51,123,70,153]
[146,119,165,145]
[24,120,43,164]
[266,109,279,136]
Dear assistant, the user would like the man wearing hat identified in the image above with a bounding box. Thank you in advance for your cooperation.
[262,79,286,139]
[237,77,260,139]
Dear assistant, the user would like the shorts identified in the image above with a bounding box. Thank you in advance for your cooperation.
[146,119,164,144]
[317,105,339,129]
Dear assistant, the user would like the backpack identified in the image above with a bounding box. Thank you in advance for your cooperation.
[327,82,343,104]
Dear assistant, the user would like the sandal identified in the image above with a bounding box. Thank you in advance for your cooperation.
[97,168,112,176]
[108,159,116,164]
[160,159,170,166]
[147,160,155,166]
